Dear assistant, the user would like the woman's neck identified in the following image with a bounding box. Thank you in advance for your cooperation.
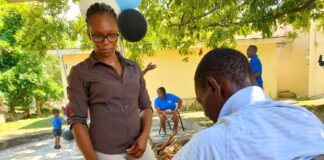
[94,51,119,66]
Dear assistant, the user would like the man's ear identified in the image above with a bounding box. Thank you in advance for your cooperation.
[206,76,221,94]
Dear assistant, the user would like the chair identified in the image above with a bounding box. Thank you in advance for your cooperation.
[159,111,185,134]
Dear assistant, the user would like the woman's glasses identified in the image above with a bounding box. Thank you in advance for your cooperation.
[90,33,119,43]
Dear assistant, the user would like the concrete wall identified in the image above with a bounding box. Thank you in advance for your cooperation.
[276,34,309,97]
[308,22,324,97]
[143,49,204,103]
[59,30,324,101]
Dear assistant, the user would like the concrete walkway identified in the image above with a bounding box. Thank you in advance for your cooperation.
[0,138,83,160]
[150,117,204,147]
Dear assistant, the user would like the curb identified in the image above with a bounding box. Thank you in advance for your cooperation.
[0,130,53,151]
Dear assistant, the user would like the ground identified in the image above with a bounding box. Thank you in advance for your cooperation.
[0,137,82,160]
[0,98,323,159]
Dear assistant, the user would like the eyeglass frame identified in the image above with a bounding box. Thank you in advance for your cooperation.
[88,29,120,43]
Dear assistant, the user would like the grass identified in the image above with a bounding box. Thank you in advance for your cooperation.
[0,116,56,141]
[295,98,324,107]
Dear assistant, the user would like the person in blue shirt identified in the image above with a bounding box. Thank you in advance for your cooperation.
[52,108,62,149]
[247,45,263,89]
[154,87,182,135]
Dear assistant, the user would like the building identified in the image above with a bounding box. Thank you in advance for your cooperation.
[48,23,324,104]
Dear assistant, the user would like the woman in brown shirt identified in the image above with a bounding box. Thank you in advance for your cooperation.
[67,3,153,160]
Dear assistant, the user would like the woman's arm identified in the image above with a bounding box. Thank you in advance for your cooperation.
[128,66,153,158]
[73,123,97,160]
[156,107,164,114]
[177,99,183,112]
[67,66,96,159]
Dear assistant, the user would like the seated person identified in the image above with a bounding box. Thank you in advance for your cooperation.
[154,87,182,135]
[173,48,324,159]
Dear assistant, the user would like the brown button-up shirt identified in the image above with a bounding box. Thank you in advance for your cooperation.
[67,52,152,154]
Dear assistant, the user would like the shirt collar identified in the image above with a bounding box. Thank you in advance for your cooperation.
[251,54,258,59]
[218,86,270,120]
[88,51,136,68]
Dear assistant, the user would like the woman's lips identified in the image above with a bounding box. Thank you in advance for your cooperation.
[100,49,114,53]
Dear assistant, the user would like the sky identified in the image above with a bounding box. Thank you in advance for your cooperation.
[65,0,80,20]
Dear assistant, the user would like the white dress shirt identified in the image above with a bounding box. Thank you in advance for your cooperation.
[173,86,324,160]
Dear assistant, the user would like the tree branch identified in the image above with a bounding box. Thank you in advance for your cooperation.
[168,3,223,27]
[168,0,316,28]
[263,0,316,20]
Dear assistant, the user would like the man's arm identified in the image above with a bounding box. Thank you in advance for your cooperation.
[253,72,261,78]
[251,59,262,78]
[72,124,97,160]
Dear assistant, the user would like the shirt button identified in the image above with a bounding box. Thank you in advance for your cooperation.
[125,105,128,109]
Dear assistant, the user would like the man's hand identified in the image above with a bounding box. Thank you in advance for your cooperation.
[127,134,148,158]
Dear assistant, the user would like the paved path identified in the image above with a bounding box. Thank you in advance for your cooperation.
[0,137,82,160]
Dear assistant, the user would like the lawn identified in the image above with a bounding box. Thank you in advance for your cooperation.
[0,116,57,141]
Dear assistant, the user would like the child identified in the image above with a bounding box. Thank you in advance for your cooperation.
[52,108,62,149]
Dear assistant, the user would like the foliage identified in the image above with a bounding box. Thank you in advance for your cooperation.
[70,0,324,62]
[138,0,324,56]
[0,0,65,114]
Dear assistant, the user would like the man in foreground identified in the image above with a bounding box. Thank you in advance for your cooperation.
[173,48,324,160]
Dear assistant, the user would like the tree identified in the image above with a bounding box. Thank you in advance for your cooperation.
[139,0,324,59]
[0,0,66,115]
[69,0,324,62]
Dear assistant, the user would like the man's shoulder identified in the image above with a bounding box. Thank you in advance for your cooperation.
[192,122,228,145]
[173,124,227,159]
[252,55,261,62]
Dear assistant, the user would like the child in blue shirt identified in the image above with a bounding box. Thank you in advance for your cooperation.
[52,108,62,149]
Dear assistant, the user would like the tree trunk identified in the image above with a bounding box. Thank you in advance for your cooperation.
[36,99,42,117]
[0,97,5,123]
[8,100,15,113]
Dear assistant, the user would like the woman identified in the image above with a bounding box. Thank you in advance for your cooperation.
[154,87,182,135]
[67,3,153,160]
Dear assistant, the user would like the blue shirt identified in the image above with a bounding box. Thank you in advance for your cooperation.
[52,116,62,130]
[250,55,263,88]
[174,86,324,160]
[154,93,179,111]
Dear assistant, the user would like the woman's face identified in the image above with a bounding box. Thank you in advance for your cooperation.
[87,13,118,57]
[157,89,164,98]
